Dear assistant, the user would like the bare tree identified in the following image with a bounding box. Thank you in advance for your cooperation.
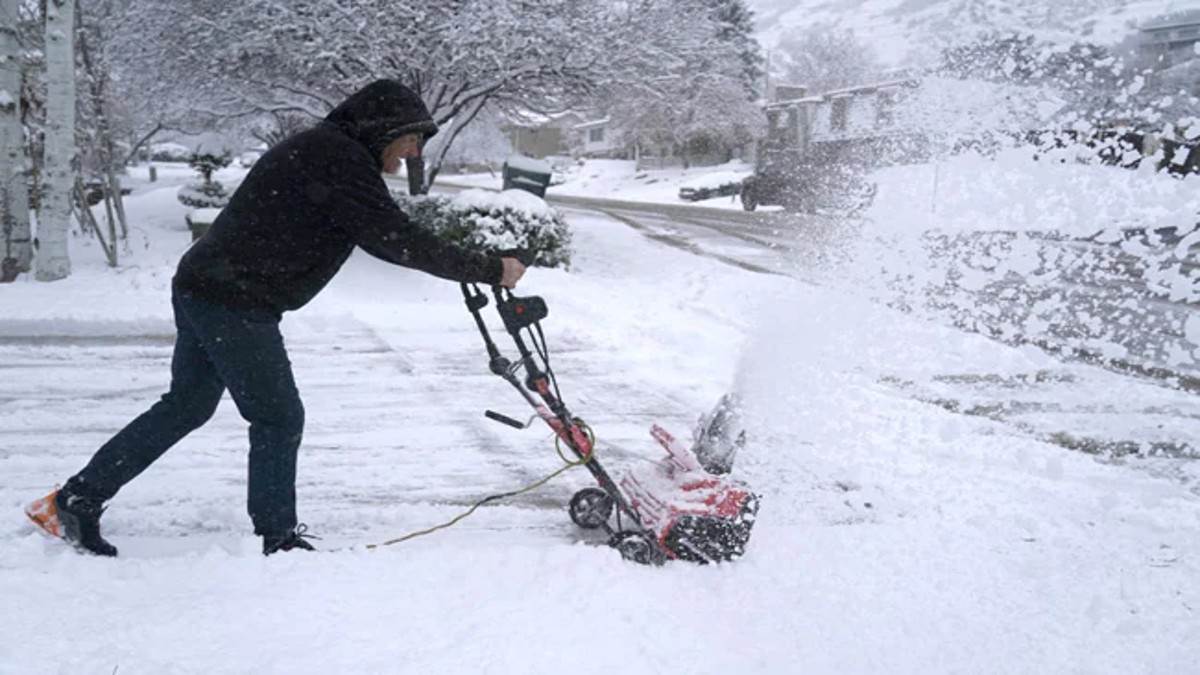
[76,0,128,248]
[250,111,312,149]
[607,0,765,165]
[109,0,633,193]
[774,26,881,94]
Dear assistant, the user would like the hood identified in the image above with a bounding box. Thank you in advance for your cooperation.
[325,80,439,165]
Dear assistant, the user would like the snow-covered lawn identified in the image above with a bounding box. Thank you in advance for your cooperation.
[441,158,755,210]
[2,167,1199,673]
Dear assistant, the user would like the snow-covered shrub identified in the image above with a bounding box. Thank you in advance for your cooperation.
[394,189,572,268]
[187,151,232,182]
[178,151,233,208]
[149,142,192,162]
[177,180,231,208]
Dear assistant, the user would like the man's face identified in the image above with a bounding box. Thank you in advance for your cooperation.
[382,133,423,174]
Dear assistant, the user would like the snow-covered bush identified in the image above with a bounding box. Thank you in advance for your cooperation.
[177,180,231,208]
[394,189,572,268]
[149,142,192,162]
[178,151,233,208]
[187,151,231,182]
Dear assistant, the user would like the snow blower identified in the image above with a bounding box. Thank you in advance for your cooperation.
[461,282,759,565]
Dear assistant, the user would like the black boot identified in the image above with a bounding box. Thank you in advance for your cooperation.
[263,524,318,556]
[54,489,118,557]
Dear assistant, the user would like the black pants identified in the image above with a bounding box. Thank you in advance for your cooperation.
[69,290,304,536]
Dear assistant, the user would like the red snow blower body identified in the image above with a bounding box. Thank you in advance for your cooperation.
[462,283,758,565]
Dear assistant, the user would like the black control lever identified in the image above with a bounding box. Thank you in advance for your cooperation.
[485,410,534,430]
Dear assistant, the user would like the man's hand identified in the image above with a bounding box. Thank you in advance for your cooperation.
[500,257,526,289]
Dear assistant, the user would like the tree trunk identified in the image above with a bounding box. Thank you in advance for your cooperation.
[405,157,425,196]
[76,8,127,241]
[0,0,32,275]
[422,96,490,193]
[36,0,76,281]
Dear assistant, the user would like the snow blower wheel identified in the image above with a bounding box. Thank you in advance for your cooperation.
[569,487,613,529]
[610,530,662,565]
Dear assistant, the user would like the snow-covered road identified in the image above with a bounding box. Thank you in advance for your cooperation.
[2,181,1199,673]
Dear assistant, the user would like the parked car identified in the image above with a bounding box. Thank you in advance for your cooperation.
[677,170,751,202]
[741,142,877,216]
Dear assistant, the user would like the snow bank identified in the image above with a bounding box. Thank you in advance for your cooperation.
[866,149,1200,237]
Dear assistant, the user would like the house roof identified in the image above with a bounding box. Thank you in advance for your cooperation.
[573,117,610,130]
[503,109,582,128]
[1140,9,1200,31]
[765,96,825,110]
[820,79,919,98]
[765,78,917,110]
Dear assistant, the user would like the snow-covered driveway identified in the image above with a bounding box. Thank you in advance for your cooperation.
[2,190,1199,673]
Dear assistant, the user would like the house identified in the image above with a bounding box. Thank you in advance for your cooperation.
[571,117,621,158]
[763,76,1061,160]
[762,79,923,162]
[499,111,583,159]
[744,77,1063,210]
[1139,10,1200,69]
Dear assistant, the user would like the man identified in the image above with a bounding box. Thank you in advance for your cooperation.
[25,79,525,557]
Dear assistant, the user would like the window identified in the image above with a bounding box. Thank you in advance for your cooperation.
[831,97,850,132]
[589,127,605,143]
[877,91,896,126]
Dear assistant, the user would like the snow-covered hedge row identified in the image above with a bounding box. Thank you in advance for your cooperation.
[394,189,572,269]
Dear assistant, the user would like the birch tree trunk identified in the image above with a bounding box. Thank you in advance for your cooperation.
[36,0,75,281]
[0,0,32,276]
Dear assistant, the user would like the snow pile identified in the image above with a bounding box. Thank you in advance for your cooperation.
[866,149,1200,237]
[842,149,1200,376]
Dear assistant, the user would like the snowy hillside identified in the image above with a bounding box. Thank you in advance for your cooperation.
[749,0,1189,64]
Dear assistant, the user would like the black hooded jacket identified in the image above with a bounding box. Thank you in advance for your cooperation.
[173,80,502,315]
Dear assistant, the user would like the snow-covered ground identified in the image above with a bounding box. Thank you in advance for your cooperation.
[441,158,757,211]
[866,148,1200,238]
[2,161,1199,673]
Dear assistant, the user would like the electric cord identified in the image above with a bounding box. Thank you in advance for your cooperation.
[362,420,595,550]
